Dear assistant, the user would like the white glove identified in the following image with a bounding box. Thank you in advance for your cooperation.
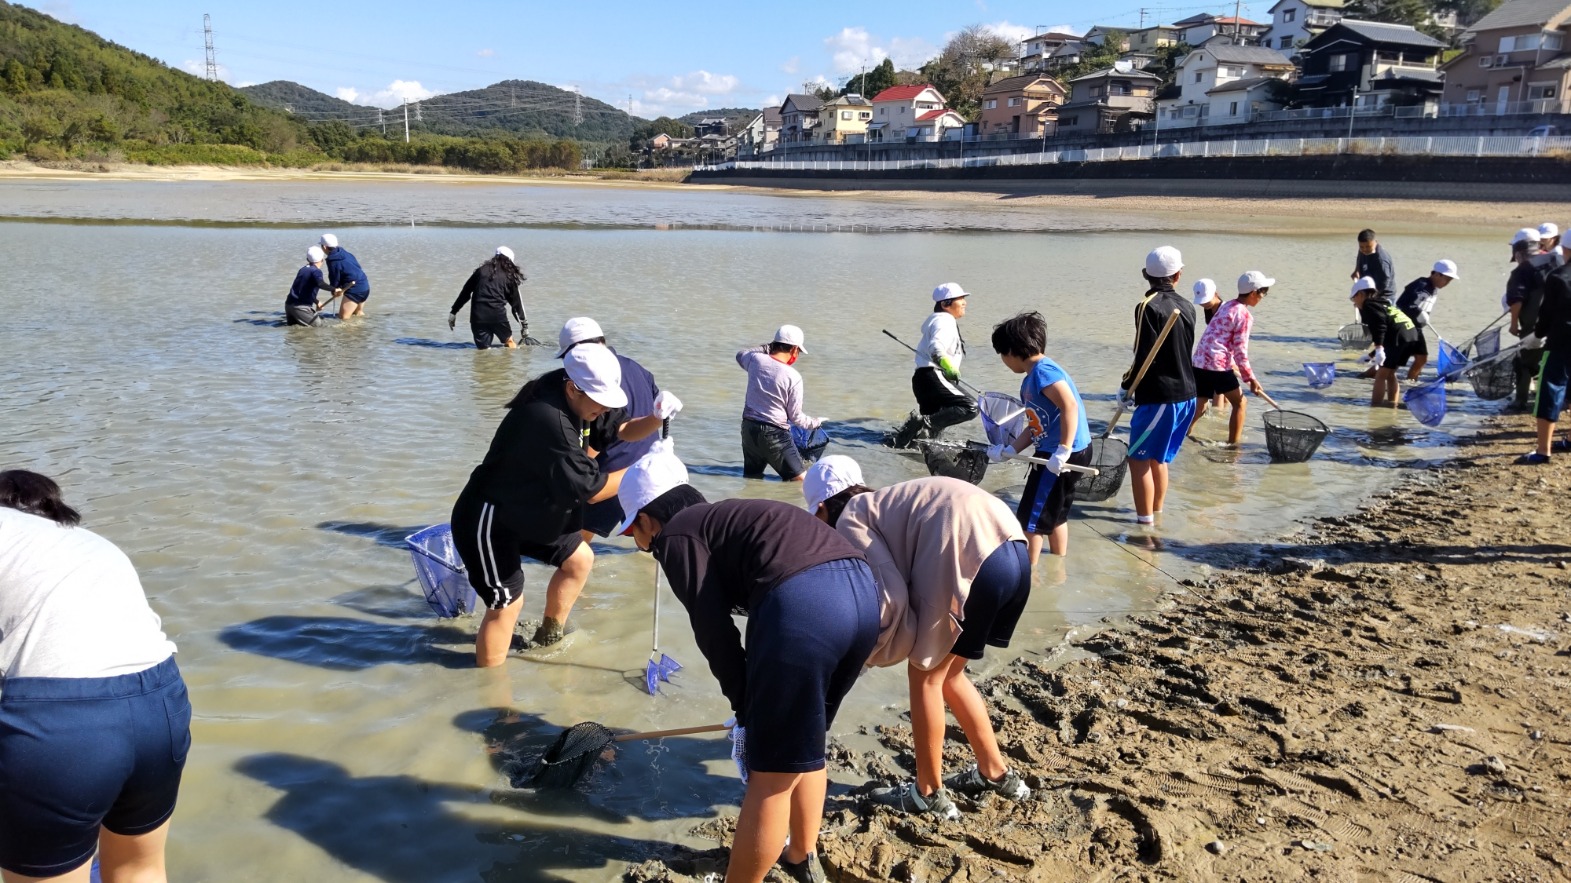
[650,437,674,456]
[1520,333,1544,350]
[654,390,683,420]
[1116,388,1131,408]
[447,312,457,331]
[986,443,1014,464]
[728,723,749,785]
[1047,444,1071,475]
[1372,346,1386,369]
[1357,352,1373,364]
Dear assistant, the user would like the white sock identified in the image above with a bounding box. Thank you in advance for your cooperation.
[1136,514,1155,525]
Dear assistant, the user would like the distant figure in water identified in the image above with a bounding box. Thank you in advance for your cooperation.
[449,246,527,349]
[0,470,192,883]
[319,233,370,319]
[891,283,979,448]
[284,245,334,326]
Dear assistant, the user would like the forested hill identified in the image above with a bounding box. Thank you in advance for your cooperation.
[240,80,375,119]
[412,80,636,144]
[0,0,311,160]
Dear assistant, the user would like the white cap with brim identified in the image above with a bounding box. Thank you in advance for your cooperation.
[772,324,808,353]
[319,233,338,249]
[1433,259,1459,279]
[1539,222,1560,239]
[1146,246,1183,278]
[1512,227,1542,246]
[306,246,325,263]
[496,245,515,263]
[1350,276,1377,299]
[803,455,864,512]
[563,343,628,409]
[1191,278,1217,304]
[932,282,970,303]
[557,316,605,358]
[1237,270,1275,294]
[612,447,689,536]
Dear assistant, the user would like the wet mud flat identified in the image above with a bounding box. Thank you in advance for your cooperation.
[624,416,1571,882]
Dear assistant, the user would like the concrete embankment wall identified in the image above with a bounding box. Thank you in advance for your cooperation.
[691,155,1571,202]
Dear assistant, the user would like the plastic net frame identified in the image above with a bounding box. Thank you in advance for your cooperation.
[1338,323,1373,350]
[1473,328,1502,359]
[527,722,617,788]
[1303,362,1336,389]
[1435,341,1468,380]
[977,392,1028,447]
[1405,381,1447,427]
[1466,357,1515,401]
[1072,437,1129,502]
[1263,410,1329,463]
[406,524,480,618]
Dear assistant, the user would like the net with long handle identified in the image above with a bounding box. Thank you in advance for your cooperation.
[921,443,989,484]
[405,524,479,618]
[1072,437,1129,502]
[1466,357,1515,400]
[791,426,830,464]
[1435,341,1468,379]
[1472,327,1502,359]
[1303,362,1335,389]
[1405,381,1446,427]
[977,392,1028,446]
[524,722,618,789]
[1263,410,1329,463]
[1338,323,1372,350]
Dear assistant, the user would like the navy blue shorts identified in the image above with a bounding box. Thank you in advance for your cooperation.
[1016,447,1093,534]
[743,558,880,774]
[1535,348,1569,422]
[1129,399,1196,463]
[951,541,1032,660]
[0,656,191,878]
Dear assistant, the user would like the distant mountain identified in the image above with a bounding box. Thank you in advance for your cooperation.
[240,81,376,119]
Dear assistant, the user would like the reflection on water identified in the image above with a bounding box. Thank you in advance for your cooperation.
[0,180,1520,881]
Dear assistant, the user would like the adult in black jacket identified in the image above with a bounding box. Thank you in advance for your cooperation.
[1521,263,1571,463]
[450,247,528,350]
[1120,247,1198,526]
[1505,229,1565,410]
[450,343,678,666]
[616,451,878,883]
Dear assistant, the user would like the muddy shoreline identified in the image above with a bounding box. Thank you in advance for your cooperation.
[623,414,1571,882]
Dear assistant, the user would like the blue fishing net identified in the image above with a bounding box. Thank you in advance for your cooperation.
[1303,362,1335,389]
[1406,381,1447,427]
[406,524,480,618]
[977,392,1028,446]
[791,426,829,464]
[1435,341,1468,380]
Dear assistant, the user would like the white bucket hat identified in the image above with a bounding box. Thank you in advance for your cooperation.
[612,448,690,536]
[562,343,628,409]
[1432,259,1459,279]
[802,455,864,513]
[557,317,605,358]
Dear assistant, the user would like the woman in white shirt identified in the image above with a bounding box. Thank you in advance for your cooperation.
[890,283,980,447]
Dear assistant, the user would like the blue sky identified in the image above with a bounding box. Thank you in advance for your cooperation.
[22,0,1270,118]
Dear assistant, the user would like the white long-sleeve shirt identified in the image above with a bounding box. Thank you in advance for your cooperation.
[914,312,963,374]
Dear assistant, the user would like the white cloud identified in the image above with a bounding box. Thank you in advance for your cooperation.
[887,36,940,69]
[368,80,436,108]
[671,70,740,95]
[763,94,781,108]
[235,80,254,88]
[476,48,495,58]
[181,59,231,82]
[781,57,800,75]
[623,70,743,117]
[825,27,887,75]
[986,21,1035,45]
[335,87,361,103]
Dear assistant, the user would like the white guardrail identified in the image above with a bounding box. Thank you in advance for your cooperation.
[696,134,1571,172]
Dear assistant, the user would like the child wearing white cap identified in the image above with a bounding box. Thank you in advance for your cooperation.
[449,247,529,349]
[447,343,677,663]
[1351,276,1420,407]
[283,245,334,327]
[1122,247,1198,526]
[1395,260,1460,381]
[317,233,371,319]
[1192,278,1222,325]
[804,459,1033,823]
[1507,227,1565,410]
[1191,271,1273,445]
[891,283,979,448]
[736,325,824,482]
[617,449,879,883]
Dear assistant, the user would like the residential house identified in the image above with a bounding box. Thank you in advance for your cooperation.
[816,94,874,144]
[1439,0,1571,114]
[1261,0,1345,51]
[909,108,969,141]
[1173,13,1270,45]
[1205,77,1293,123]
[1119,51,1162,70]
[980,74,1068,137]
[1157,37,1295,127]
[1127,24,1182,52]
[1055,66,1162,135]
[1084,26,1131,51]
[1295,20,1446,109]
[738,107,780,155]
[779,93,823,144]
[1019,31,1081,72]
[1046,41,1091,69]
[693,117,728,137]
[868,84,949,141]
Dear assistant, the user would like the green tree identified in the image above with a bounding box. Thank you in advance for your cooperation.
[2,58,27,94]
[921,24,1022,118]
[843,57,897,98]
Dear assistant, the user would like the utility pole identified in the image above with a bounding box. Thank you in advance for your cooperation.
[1233,0,1244,43]
[202,14,218,80]
[1139,7,1148,28]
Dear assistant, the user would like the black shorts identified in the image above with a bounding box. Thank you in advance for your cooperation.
[742,559,880,773]
[472,320,514,349]
[1015,446,1092,533]
[1193,367,1240,399]
[1411,332,1429,357]
[951,541,1031,660]
[284,303,321,326]
[451,492,583,610]
[741,419,805,480]
[912,367,973,415]
[581,496,624,538]
[1383,330,1423,370]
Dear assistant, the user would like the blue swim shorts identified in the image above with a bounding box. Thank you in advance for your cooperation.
[1128,399,1196,463]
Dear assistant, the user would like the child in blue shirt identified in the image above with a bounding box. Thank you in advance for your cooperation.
[990,311,1093,559]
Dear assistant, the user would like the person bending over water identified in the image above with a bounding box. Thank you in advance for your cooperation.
[449,246,528,349]
[450,343,679,664]
[319,233,370,319]
[284,245,334,326]
[736,325,823,482]
[892,283,979,447]
[0,470,192,883]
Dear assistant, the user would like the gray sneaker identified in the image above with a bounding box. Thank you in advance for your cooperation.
[868,781,960,820]
[775,852,826,883]
[944,764,1031,801]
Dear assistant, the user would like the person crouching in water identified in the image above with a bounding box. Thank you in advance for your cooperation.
[318,233,370,319]
[284,245,334,326]
[1352,276,1421,408]
[449,246,528,349]
[736,325,824,482]
[989,311,1094,558]
[617,449,879,883]
[450,343,677,664]
[892,283,979,447]
[803,457,1032,821]
[1394,259,1459,381]
[1191,271,1273,445]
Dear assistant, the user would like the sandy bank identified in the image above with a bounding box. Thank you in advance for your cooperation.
[622,413,1571,882]
[0,159,691,190]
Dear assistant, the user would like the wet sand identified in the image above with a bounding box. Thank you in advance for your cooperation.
[624,413,1571,882]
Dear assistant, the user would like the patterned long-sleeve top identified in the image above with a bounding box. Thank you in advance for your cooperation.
[1190,299,1256,383]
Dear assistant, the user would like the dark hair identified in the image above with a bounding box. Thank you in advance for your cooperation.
[768,342,796,356]
[1357,229,1377,243]
[0,470,81,526]
[504,373,555,409]
[933,297,963,312]
[820,484,874,527]
[642,484,707,526]
[991,311,1047,359]
[559,336,607,357]
[488,253,526,285]
[1142,270,1176,288]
